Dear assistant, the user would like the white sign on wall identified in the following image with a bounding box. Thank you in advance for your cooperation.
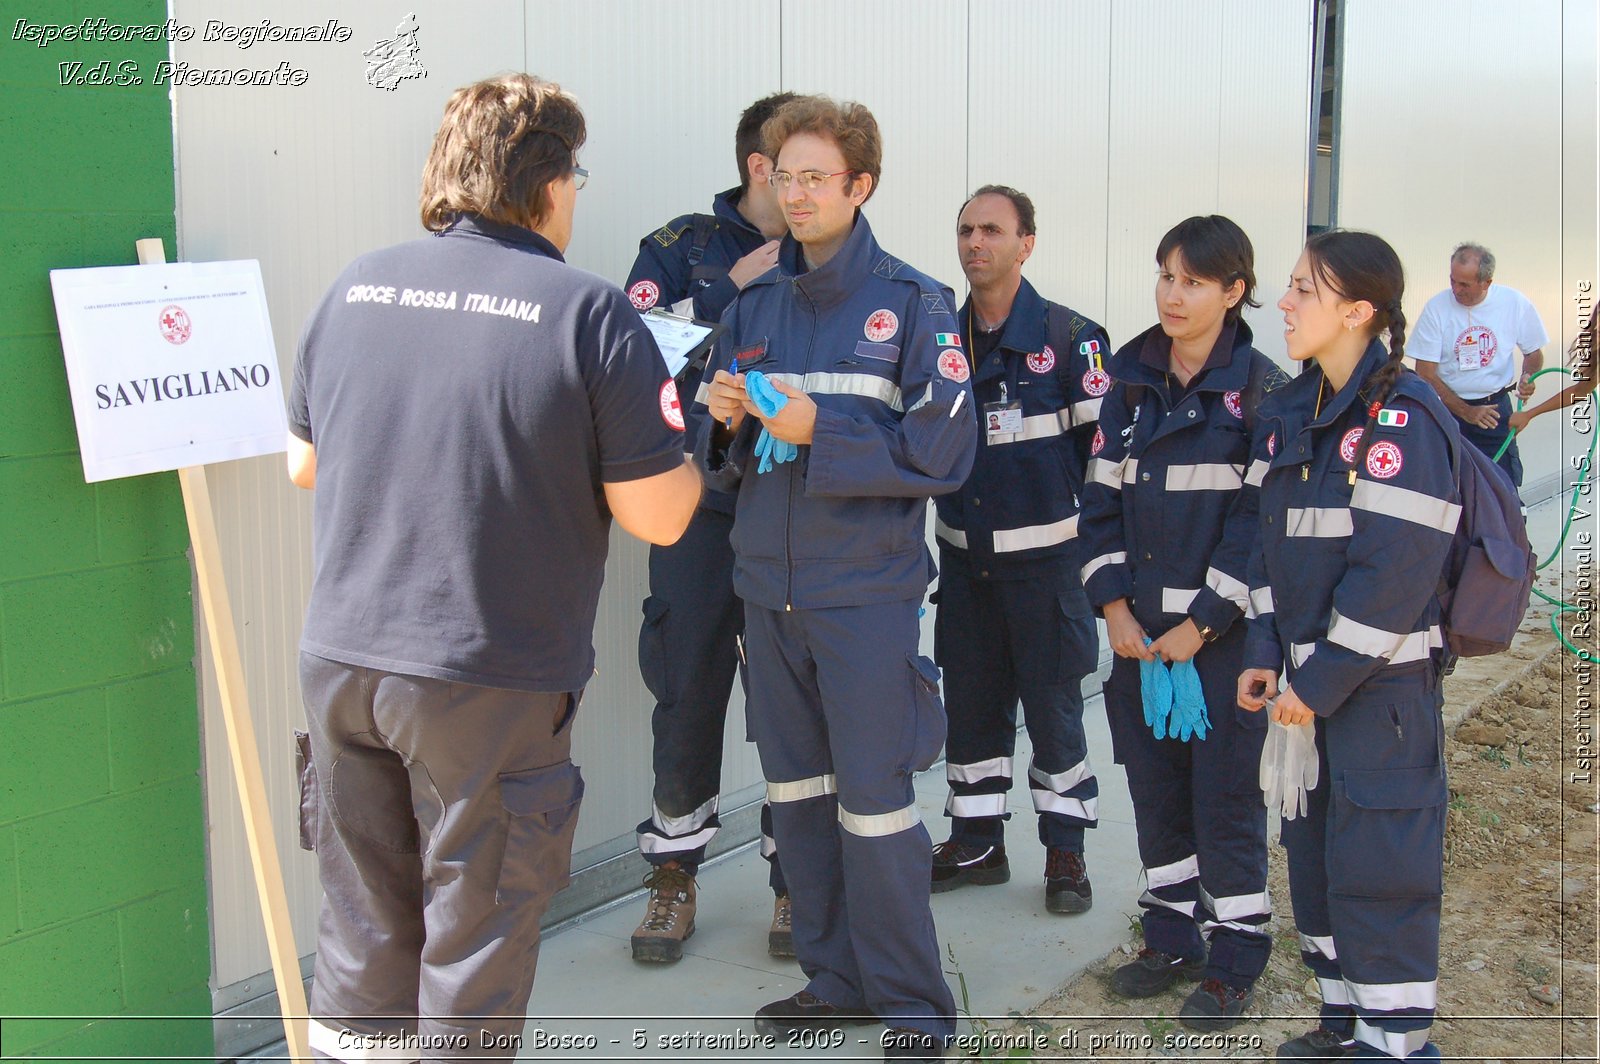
[49,259,286,483]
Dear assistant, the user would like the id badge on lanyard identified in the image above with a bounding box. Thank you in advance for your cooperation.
[985,382,1023,440]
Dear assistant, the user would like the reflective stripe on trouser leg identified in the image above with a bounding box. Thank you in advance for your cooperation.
[933,562,1017,845]
[1186,630,1271,986]
[638,507,742,869]
[760,802,788,895]
[1282,728,1354,1035]
[748,599,956,1038]
[299,654,584,1063]
[1323,691,1447,1060]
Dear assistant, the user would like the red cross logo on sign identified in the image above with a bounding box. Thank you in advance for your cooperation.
[1365,440,1403,479]
[659,380,684,431]
[1027,346,1055,374]
[159,305,192,345]
[864,309,899,343]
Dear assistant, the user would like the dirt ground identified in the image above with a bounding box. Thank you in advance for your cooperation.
[969,568,1599,1062]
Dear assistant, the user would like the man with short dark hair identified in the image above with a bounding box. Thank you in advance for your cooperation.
[699,95,975,1063]
[931,186,1108,914]
[624,92,798,966]
[1411,242,1548,488]
[286,73,700,1061]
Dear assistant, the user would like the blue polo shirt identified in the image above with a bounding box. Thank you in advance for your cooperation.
[289,215,686,692]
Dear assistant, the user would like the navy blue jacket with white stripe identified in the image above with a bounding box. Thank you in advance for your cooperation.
[1244,341,1461,714]
[693,214,977,611]
[933,279,1110,577]
[1078,319,1286,637]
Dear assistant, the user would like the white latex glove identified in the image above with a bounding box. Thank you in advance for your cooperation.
[1278,719,1319,821]
[1260,719,1288,814]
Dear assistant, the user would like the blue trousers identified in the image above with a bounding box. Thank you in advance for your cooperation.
[1102,625,1272,987]
[1456,390,1522,488]
[636,505,785,893]
[934,558,1099,850]
[1283,678,1447,1061]
[743,599,955,1038]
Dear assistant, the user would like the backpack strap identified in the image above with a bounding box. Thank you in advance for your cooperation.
[686,213,719,269]
[1045,303,1101,429]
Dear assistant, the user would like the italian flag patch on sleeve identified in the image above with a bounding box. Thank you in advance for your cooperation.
[1377,408,1409,427]
[935,332,961,347]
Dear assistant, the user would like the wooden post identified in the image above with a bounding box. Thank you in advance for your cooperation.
[137,238,311,1061]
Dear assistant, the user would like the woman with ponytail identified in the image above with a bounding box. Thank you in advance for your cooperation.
[1238,231,1462,1062]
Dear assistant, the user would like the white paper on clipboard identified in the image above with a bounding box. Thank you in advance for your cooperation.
[639,308,719,379]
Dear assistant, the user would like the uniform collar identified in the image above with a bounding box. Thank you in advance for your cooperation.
[712,187,766,241]
[777,212,882,308]
[1125,319,1254,391]
[1307,338,1393,427]
[958,277,1048,355]
[440,214,565,262]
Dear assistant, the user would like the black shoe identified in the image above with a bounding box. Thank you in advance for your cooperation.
[753,991,875,1038]
[1179,977,1256,1032]
[1276,1026,1357,1061]
[1108,948,1206,998]
[882,1026,947,1062]
[930,840,1009,892]
[1044,847,1092,913]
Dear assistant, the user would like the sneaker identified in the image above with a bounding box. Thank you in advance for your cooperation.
[1179,977,1256,1032]
[768,893,796,958]
[1108,948,1206,998]
[930,840,1009,892]
[1044,847,1093,913]
[1276,1026,1357,1061]
[753,990,875,1038]
[630,863,696,963]
[882,1026,947,1062]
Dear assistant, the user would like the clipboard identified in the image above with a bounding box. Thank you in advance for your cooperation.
[640,307,726,380]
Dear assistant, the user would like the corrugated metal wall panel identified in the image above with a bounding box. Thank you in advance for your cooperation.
[1338,0,1590,491]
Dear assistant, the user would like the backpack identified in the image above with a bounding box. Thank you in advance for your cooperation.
[1351,395,1535,658]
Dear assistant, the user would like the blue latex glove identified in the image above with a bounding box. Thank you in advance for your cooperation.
[1168,658,1211,742]
[1138,640,1174,739]
[745,370,798,474]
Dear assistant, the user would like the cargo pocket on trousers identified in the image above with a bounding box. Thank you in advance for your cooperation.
[495,761,585,906]
[905,655,949,773]
[1329,763,1447,899]
[1056,588,1098,681]
[293,730,317,851]
[638,596,671,704]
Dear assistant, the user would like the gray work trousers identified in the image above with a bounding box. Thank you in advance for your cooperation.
[296,653,585,1063]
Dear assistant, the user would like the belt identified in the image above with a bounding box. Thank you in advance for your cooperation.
[1465,386,1511,404]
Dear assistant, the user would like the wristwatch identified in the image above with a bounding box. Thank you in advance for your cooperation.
[1196,622,1221,644]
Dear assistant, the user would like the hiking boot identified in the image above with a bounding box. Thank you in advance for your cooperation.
[630,863,696,963]
[882,1026,947,1062]
[1276,1026,1357,1061]
[930,840,1009,892]
[1044,847,1092,913]
[768,893,796,958]
[1179,977,1257,1032]
[1108,948,1206,998]
[753,990,875,1037]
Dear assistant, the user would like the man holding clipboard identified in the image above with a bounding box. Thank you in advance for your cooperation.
[624,93,797,964]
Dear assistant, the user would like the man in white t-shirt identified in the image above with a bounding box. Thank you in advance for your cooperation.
[1410,242,1548,488]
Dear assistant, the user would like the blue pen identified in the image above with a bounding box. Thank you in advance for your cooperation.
[726,356,738,428]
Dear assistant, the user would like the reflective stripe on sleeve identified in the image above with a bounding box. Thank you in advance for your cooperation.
[1205,566,1251,611]
[993,515,1079,553]
[1326,610,1443,663]
[1162,587,1200,614]
[1290,642,1316,669]
[768,371,904,412]
[933,516,968,549]
[1082,551,1127,584]
[1088,457,1125,489]
[1247,585,1275,620]
[838,801,921,837]
[1070,397,1102,424]
[1165,462,1244,492]
[1146,854,1200,890]
[1285,506,1355,539]
[694,381,712,407]
[1119,457,1142,484]
[1351,479,1463,535]
[767,774,838,803]
[946,755,1014,784]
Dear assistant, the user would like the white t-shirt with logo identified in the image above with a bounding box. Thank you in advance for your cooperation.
[1410,284,1549,399]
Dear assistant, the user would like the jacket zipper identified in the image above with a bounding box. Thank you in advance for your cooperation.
[784,283,816,611]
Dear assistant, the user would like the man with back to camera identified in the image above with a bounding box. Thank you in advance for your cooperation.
[285,73,701,1061]
[623,92,800,965]
[930,185,1108,913]
[697,95,977,1063]
[1410,242,1548,490]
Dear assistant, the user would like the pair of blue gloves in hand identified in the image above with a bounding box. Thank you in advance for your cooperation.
[1139,639,1211,741]
[745,370,797,474]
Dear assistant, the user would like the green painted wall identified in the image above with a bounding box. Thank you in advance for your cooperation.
[0,2,214,1058]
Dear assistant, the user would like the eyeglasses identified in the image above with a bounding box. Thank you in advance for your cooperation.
[571,165,588,191]
[767,169,855,192]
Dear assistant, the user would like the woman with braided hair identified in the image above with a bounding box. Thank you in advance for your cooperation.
[1239,230,1461,1062]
